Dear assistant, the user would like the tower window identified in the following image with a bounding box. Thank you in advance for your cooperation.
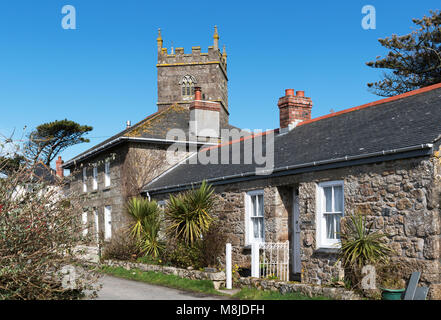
[180,75,197,100]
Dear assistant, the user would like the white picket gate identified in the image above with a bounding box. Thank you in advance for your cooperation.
[251,241,290,282]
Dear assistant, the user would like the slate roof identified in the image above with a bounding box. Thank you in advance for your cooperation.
[23,162,57,184]
[143,84,441,194]
[63,104,240,167]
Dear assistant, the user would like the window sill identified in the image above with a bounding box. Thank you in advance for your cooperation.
[315,247,340,254]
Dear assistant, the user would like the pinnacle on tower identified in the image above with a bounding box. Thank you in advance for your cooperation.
[157,28,163,53]
[213,25,219,50]
[222,45,227,63]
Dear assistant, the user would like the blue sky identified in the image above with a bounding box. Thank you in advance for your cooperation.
[0,0,439,168]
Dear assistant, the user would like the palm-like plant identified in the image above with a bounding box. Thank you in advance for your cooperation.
[139,213,163,258]
[127,197,163,258]
[337,213,392,269]
[127,197,155,238]
[165,181,215,245]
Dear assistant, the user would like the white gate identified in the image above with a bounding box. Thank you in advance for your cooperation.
[252,241,290,282]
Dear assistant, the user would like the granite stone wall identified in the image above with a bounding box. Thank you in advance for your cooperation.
[66,144,128,242]
[66,142,191,245]
[151,154,441,299]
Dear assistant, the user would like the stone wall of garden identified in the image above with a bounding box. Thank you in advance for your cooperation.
[237,277,360,300]
[102,259,360,300]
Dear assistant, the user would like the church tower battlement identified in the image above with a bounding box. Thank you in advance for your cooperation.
[156,26,229,126]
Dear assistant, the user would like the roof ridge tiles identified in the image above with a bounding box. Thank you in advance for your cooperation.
[298,82,441,128]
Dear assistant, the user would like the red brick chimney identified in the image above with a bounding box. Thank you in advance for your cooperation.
[56,156,64,178]
[278,89,313,132]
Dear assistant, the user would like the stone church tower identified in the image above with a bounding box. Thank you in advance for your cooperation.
[156,26,229,127]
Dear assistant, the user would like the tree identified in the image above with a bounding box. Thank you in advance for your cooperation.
[366,10,441,97]
[0,154,26,176]
[26,119,92,166]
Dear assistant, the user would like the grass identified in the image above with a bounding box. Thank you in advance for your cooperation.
[100,265,329,300]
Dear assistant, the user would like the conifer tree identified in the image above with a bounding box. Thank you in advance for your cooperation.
[27,119,92,166]
[367,10,441,97]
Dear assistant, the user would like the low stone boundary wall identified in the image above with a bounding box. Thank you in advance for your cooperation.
[103,260,360,299]
[103,260,226,289]
[238,277,361,300]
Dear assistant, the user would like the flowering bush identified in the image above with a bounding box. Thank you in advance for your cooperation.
[0,147,99,299]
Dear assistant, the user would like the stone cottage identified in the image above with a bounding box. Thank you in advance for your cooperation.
[143,84,441,299]
[63,27,441,298]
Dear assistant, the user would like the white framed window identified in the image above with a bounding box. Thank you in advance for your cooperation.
[316,181,344,249]
[82,211,88,237]
[82,168,87,192]
[104,206,112,240]
[104,160,111,187]
[245,190,265,246]
[92,165,98,190]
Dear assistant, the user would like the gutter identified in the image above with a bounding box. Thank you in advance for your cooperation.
[143,143,433,195]
[62,136,217,168]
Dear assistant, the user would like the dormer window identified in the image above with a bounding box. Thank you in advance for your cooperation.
[180,75,197,100]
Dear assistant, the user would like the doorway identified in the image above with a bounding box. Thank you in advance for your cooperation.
[292,187,301,279]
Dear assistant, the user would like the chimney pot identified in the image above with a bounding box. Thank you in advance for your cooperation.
[194,86,202,100]
[278,89,313,132]
[56,156,64,178]
[126,120,131,129]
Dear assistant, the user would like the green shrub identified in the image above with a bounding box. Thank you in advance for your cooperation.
[127,197,164,258]
[165,180,214,245]
[338,213,392,267]
[161,240,204,269]
[337,212,393,290]
[101,230,140,261]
